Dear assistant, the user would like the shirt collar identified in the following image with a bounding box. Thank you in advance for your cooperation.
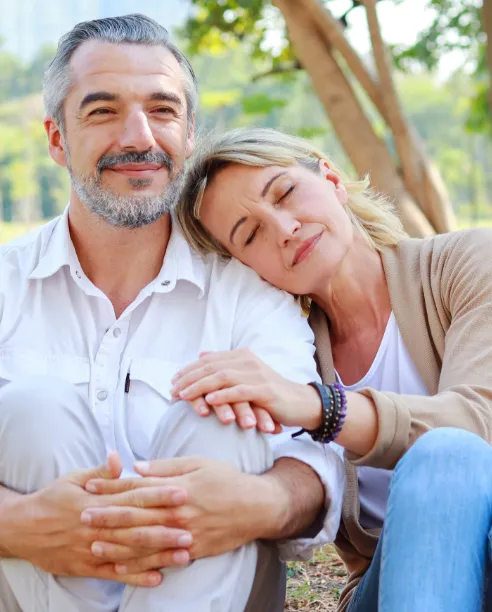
[152,216,206,298]
[28,206,73,280]
[28,206,207,298]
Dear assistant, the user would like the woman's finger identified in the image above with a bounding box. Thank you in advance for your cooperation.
[91,541,154,562]
[176,370,246,401]
[251,407,276,433]
[229,402,257,429]
[205,384,269,409]
[190,396,210,416]
[172,350,254,383]
[115,549,190,575]
[211,403,237,425]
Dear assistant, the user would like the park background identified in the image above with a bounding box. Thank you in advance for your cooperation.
[0,0,489,608]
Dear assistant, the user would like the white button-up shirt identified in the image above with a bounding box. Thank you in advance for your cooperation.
[0,208,344,559]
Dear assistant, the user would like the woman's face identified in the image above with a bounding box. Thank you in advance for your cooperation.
[199,160,354,295]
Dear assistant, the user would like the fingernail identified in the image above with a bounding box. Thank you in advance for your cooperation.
[86,482,97,493]
[173,550,190,565]
[243,416,256,428]
[92,543,104,556]
[135,461,150,473]
[179,389,191,399]
[116,565,127,575]
[264,421,275,432]
[206,392,217,401]
[81,511,92,524]
[224,409,235,421]
[178,533,193,547]
[198,405,209,416]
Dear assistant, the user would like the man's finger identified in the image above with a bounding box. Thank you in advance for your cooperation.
[115,549,190,575]
[86,477,183,495]
[92,524,191,550]
[108,486,190,509]
[70,452,123,486]
[94,563,163,587]
[134,456,204,478]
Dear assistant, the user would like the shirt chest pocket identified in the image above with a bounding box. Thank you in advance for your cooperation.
[0,350,90,391]
[125,358,182,460]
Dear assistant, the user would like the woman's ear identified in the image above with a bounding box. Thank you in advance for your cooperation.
[318,158,348,205]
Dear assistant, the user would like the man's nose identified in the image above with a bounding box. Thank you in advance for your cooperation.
[118,110,156,151]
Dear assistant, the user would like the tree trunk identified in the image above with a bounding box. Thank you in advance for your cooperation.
[362,0,456,234]
[272,0,434,236]
[483,0,492,113]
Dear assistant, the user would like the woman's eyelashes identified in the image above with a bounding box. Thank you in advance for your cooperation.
[276,184,295,206]
[245,225,259,246]
[244,184,296,247]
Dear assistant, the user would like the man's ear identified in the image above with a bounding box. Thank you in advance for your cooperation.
[44,117,68,168]
[318,158,348,205]
[185,115,196,160]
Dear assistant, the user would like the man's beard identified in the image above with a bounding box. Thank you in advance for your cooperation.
[66,149,184,229]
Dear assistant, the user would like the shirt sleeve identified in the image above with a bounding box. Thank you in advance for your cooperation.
[229,261,345,560]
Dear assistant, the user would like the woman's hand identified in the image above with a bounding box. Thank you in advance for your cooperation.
[171,350,322,431]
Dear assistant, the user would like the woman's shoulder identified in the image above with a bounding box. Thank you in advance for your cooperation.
[392,227,492,265]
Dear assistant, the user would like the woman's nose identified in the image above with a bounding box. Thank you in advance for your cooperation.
[274,213,301,247]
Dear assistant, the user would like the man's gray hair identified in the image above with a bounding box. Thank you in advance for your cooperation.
[43,13,198,131]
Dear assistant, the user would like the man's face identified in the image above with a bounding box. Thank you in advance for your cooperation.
[48,40,194,228]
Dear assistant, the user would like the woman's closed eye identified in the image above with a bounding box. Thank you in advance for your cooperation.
[276,184,295,206]
[245,225,260,247]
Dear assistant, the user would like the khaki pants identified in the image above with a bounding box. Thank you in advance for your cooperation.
[0,377,285,612]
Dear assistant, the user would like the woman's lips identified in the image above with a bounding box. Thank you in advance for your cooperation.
[293,231,323,266]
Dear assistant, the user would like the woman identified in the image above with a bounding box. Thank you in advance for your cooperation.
[172,127,492,612]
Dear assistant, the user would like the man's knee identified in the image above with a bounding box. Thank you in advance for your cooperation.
[150,401,273,474]
[0,376,104,491]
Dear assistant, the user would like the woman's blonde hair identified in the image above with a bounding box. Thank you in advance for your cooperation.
[177,127,407,258]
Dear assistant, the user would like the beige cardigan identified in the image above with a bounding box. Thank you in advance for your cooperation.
[308,228,492,611]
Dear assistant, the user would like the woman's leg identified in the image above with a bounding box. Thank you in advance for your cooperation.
[378,427,492,612]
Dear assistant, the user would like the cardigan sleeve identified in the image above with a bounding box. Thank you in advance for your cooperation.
[346,228,492,469]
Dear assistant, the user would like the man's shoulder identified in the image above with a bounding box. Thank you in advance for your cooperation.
[0,218,60,278]
[205,252,289,303]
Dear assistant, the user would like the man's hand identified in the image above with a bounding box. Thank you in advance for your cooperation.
[83,456,290,575]
[0,454,193,586]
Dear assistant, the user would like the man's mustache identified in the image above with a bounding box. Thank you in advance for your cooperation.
[96,151,174,175]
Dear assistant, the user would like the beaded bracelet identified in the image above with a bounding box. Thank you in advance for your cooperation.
[292,382,347,444]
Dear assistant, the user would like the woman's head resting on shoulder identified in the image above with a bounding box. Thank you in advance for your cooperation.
[177,128,407,304]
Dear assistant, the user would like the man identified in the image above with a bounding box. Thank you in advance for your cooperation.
[0,14,344,612]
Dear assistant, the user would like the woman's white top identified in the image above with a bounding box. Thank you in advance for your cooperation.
[336,312,428,529]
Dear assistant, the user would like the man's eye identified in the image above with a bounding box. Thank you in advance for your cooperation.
[89,108,113,116]
[154,107,174,115]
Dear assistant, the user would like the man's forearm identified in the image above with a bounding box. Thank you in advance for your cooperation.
[0,484,21,558]
[258,457,325,541]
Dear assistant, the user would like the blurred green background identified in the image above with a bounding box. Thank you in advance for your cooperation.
[1,0,491,241]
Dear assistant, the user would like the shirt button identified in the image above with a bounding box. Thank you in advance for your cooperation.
[97,390,108,401]
[75,271,82,279]
[113,327,121,338]
[161,280,170,287]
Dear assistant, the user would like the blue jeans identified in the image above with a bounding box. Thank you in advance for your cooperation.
[348,428,492,612]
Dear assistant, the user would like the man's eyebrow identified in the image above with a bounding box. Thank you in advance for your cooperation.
[229,217,247,245]
[79,91,120,111]
[261,171,287,198]
[148,91,183,108]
